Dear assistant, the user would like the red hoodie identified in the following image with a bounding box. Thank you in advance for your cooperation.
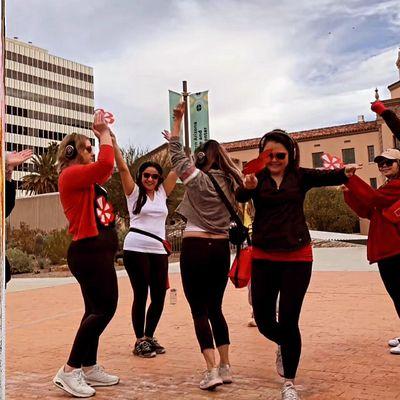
[59,144,114,241]
[344,175,400,263]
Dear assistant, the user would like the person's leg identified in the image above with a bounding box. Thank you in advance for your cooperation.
[123,250,151,340]
[278,261,312,380]
[378,255,400,318]
[251,259,281,343]
[145,254,168,337]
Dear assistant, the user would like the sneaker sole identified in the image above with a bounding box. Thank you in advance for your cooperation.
[200,379,223,391]
[155,349,166,354]
[53,377,95,398]
[222,379,233,384]
[133,350,156,358]
[86,378,120,387]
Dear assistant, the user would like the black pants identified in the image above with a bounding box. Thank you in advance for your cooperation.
[251,259,312,379]
[180,237,230,352]
[67,230,118,368]
[123,250,169,339]
[378,254,400,319]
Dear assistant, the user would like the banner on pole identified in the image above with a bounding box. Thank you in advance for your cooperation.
[168,90,182,137]
[189,91,209,151]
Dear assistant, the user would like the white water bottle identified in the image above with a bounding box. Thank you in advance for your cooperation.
[170,288,177,305]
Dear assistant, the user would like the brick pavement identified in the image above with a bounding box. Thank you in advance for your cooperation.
[5,271,400,399]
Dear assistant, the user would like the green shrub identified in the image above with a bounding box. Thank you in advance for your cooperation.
[7,223,44,254]
[304,188,359,233]
[6,248,35,274]
[43,229,72,264]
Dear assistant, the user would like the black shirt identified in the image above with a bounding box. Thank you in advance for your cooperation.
[236,167,348,251]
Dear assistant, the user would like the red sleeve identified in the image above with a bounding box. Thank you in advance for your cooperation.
[345,175,400,209]
[61,145,114,189]
[343,189,371,219]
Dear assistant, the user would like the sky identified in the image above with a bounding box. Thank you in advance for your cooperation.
[7,0,400,150]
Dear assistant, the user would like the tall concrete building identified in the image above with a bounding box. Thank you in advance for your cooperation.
[4,38,95,190]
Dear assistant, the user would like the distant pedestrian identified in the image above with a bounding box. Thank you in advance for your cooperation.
[111,132,178,358]
[53,111,119,398]
[237,129,357,400]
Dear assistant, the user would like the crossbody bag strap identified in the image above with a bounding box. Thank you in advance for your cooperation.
[129,227,164,244]
[206,173,243,228]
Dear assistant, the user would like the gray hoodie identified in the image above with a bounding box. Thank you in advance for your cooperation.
[169,138,236,235]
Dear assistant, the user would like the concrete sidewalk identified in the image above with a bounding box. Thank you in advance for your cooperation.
[6,267,400,400]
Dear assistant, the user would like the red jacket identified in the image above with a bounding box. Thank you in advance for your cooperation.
[344,175,400,263]
[59,144,114,241]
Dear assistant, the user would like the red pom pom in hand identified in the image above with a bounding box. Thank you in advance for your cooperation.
[371,101,387,116]
[242,150,271,175]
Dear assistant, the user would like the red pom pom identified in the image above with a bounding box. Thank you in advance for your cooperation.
[371,101,387,116]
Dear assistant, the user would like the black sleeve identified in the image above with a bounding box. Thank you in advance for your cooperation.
[5,180,16,217]
[301,167,348,192]
[235,186,256,203]
[381,109,400,142]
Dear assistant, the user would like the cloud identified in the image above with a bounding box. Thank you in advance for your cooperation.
[8,0,400,149]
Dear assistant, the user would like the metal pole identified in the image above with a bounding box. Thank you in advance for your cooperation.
[0,0,6,397]
[182,81,190,156]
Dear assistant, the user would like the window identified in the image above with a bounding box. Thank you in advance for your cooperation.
[312,152,324,168]
[367,145,375,163]
[342,148,355,164]
[370,178,377,189]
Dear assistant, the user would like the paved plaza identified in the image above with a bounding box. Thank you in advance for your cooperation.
[5,250,400,399]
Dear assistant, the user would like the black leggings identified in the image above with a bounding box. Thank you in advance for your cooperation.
[123,250,169,339]
[251,259,312,379]
[180,237,230,352]
[378,254,400,319]
[67,230,118,368]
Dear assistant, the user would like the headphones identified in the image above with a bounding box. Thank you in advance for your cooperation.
[65,139,77,160]
[258,129,297,161]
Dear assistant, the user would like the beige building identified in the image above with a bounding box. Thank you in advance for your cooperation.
[5,38,95,192]
[223,52,400,192]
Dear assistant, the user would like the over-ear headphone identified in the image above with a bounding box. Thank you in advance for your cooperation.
[258,129,297,161]
[65,141,77,160]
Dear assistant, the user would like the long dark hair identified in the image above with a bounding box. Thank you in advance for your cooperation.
[258,129,300,171]
[133,161,164,215]
[194,139,242,186]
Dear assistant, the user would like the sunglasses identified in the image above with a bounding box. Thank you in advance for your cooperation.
[85,145,93,154]
[268,152,287,161]
[143,172,160,180]
[377,159,396,168]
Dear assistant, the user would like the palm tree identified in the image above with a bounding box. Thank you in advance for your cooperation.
[22,142,59,195]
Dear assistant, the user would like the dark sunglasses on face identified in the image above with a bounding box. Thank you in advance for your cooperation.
[377,159,396,168]
[85,146,93,153]
[143,172,160,180]
[268,152,287,161]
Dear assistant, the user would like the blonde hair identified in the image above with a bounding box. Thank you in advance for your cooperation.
[57,133,90,172]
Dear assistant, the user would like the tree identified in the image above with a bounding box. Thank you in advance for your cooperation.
[304,187,360,233]
[22,142,59,195]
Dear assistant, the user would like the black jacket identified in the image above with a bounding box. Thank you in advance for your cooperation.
[236,167,348,251]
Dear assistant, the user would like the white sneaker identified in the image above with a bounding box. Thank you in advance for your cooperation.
[388,337,400,347]
[53,366,95,398]
[276,346,284,377]
[282,382,300,400]
[390,343,400,354]
[218,364,233,384]
[199,367,223,390]
[83,364,120,387]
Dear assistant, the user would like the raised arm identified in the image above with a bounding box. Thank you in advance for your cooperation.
[372,101,400,141]
[236,173,258,203]
[110,132,135,196]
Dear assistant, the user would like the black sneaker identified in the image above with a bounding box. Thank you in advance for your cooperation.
[146,337,166,354]
[133,340,156,358]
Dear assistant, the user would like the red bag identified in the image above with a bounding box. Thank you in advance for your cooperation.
[228,246,252,288]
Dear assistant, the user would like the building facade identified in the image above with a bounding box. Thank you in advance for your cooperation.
[5,38,95,191]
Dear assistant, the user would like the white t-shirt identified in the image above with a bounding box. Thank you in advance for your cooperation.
[123,185,168,254]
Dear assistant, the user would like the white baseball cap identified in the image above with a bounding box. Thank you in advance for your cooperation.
[374,148,400,163]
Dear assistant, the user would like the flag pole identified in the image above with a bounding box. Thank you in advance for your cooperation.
[182,81,190,156]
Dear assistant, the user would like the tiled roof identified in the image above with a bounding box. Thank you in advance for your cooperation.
[222,121,378,152]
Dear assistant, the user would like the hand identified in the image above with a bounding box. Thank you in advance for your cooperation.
[338,184,349,192]
[7,149,33,168]
[162,129,172,142]
[173,102,185,121]
[92,110,111,139]
[344,163,362,177]
[243,173,258,189]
